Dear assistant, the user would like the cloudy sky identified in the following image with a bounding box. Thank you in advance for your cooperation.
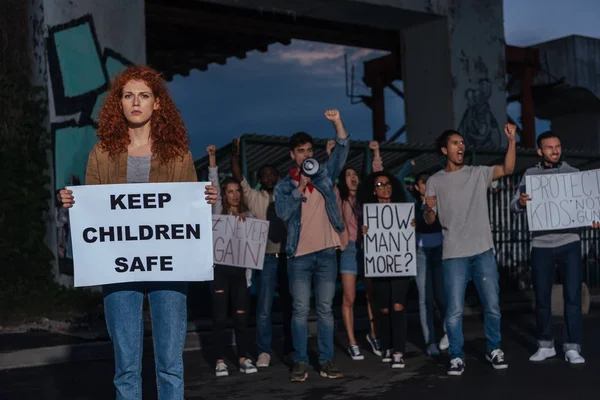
[167,0,600,160]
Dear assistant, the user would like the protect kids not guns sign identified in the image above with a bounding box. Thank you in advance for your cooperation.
[525,169,600,231]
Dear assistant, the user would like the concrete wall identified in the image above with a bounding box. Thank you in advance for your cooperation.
[532,35,600,152]
[28,0,145,285]
[402,0,507,147]
[533,35,600,98]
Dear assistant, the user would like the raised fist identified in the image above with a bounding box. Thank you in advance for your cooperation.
[231,138,240,157]
[504,123,517,141]
[324,109,341,122]
[369,141,379,151]
[206,145,216,157]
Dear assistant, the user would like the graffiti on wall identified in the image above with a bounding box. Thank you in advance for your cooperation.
[458,78,502,147]
[47,14,132,271]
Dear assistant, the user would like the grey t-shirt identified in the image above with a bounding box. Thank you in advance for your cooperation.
[425,165,495,259]
[127,155,151,183]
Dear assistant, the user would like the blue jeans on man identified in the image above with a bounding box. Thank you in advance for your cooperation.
[531,241,582,351]
[103,282,188,400]
[443,249,501,360]
[256,254,293,356]
[288,247,338,364]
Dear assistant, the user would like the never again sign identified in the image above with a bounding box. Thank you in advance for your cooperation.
[525,169,600,231]
[68,182,214,287]
[212,215,269,270]
[363,203,416,277]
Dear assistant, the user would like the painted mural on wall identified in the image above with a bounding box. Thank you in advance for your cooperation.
[47,14,132,272]
[457,78,502,147]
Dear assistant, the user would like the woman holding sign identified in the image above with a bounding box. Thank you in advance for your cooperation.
[334,141,414,360]
[59,66,218,399]
[361,171,412,369]
[207,145,258,377]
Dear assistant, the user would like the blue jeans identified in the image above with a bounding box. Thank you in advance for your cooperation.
[103,282,188,400]
[416,245,446,345]
[288,247,338,364]
[443,249,501,360]
[340,241,360,275]
[256,254,293,355]
[531,241,582,351]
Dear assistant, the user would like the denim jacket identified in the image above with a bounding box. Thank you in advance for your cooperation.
[274,136,350,257]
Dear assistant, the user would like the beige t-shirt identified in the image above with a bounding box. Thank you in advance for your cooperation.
[295,185,341,257]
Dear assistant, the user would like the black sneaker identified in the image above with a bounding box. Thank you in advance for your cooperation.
[366,333,383,357]
[392,353,405,369]
[486,349,508,369]
[382,349,393,363]
[290,362,308,382]
[447,357,465,376]
[319,360,344,379]
[348,344,365,360]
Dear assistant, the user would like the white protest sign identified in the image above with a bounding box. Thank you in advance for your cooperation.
[525,169,600,231]
[212,215,269,270]
[68,182,214,287]
[363,203,416,277]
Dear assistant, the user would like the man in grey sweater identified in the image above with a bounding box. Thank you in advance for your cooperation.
[511,131,599,364]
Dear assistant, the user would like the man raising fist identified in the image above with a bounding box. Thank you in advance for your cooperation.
[425,123,517,376]
[274,109,349,382]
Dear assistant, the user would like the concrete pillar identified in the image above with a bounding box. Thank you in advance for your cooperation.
[28,0,146,286]
[402,0,507,147]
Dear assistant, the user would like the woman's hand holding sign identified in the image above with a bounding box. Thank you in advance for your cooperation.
[60,185,218,208]
[205,184,218,205]
[60,189,74,208]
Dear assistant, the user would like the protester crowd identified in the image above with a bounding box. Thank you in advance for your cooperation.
[58,65,599,399]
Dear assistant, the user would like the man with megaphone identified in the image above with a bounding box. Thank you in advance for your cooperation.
[274,109,349,382]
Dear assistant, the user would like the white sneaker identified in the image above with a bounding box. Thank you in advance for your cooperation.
[257,353,271,368]
[439,334,449,351]
[565,350,585,364]
[215,362,229,377]
[529,347,556,362]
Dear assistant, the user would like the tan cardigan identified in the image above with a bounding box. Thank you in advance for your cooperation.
[85,143,198,185]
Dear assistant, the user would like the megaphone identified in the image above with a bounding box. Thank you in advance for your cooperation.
[301,157,320,177]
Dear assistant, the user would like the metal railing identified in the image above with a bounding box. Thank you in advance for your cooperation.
[489,176,600,288]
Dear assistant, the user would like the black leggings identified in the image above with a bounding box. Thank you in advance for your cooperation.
[212,265,249,361]
[371,277,412,354]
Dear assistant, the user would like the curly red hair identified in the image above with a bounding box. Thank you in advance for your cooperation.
[97,65,189,163]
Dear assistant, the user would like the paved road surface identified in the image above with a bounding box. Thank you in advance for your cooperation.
[2,311,599,399]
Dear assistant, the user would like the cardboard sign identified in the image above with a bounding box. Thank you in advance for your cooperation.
[526,169,600,231]
[68,182,214,287]
[212,215,269,270]
[363,203,416,277]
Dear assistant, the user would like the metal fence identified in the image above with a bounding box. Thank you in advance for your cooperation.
[489,176,600,289]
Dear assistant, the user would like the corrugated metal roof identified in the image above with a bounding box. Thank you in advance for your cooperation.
[194,133,600,184]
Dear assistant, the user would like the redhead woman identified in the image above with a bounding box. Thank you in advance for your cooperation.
[59,65,217,400]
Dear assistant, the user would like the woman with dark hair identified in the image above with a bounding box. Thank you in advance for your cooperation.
[59,65,218,399]
[413,171,447,356]
[335,141,383,360]
[207,145,258,377]
[361,170,412,369]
